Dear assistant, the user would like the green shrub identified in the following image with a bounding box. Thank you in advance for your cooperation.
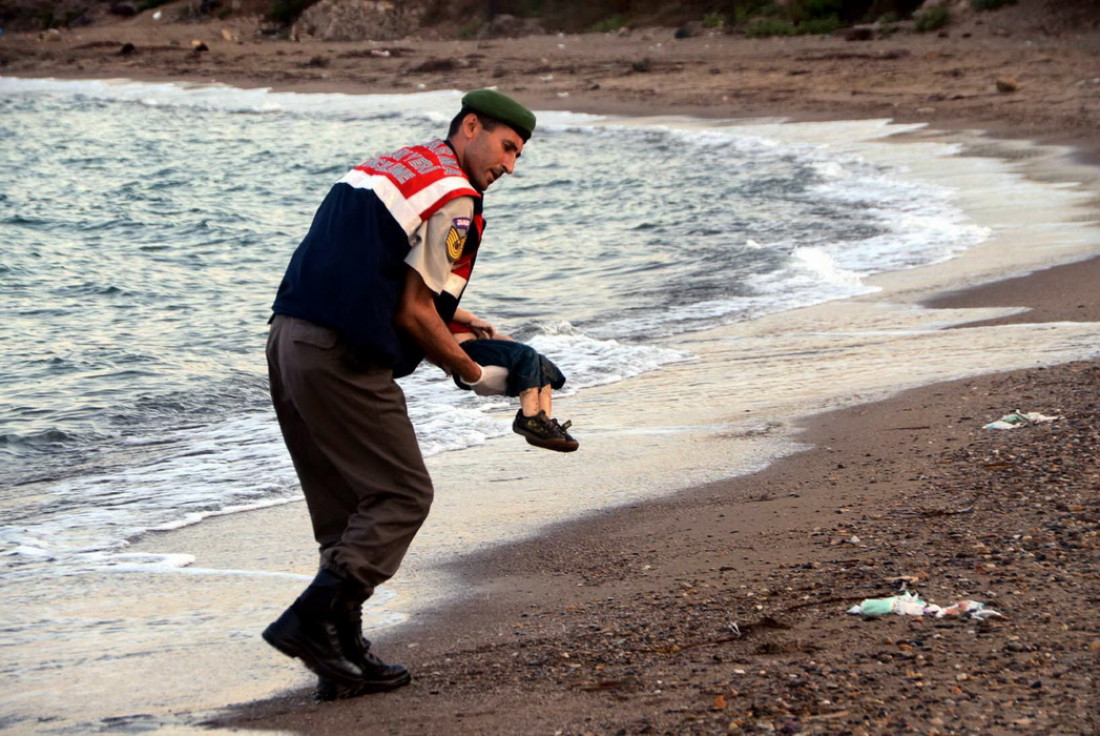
[745,17,796,37]
[744,13,841,37]
[732,1,782,25]
[915,6,950,32]
[703,12,726,29]
[733,0,848,38]
[799,15,842,34]
[589,14,627,32]
[877,12,899,36]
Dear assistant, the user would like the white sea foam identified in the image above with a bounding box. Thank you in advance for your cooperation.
[0,75,605,130]
[785,247,870,288]
[0,78,1033,581]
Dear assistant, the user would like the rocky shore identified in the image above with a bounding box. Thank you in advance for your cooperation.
[2,0,1098,157]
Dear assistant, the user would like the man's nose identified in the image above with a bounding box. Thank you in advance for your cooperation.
[502,153,516,175]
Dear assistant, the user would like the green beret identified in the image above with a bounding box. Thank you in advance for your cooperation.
[461,89,536,142]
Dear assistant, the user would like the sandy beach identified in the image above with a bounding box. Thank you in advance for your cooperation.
[3,0,1098,733]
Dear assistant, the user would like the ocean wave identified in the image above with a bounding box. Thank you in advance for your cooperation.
[0,79,998,579]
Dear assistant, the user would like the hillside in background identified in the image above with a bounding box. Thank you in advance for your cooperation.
[0,0,1005,37]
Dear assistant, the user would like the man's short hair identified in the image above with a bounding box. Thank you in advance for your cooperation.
[448,107,500,139]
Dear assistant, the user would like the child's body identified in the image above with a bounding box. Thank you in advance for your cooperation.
[450,309,578,452]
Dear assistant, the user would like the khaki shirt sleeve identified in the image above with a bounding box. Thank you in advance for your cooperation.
[405,196,475,295]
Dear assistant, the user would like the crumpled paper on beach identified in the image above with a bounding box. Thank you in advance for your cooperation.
[983,409,1059,430]
[847,591,1003,620]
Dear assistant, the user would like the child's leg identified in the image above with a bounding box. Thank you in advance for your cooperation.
[526,355,562,418]
[534,354,564,418]
[519,387,540,417]
[517,384,553,419]
[538,385,552,417]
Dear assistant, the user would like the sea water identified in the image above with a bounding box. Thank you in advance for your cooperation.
[1,78,1097,733]
[0,80,992,578]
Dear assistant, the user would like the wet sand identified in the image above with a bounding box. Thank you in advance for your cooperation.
[205,274,1099,735]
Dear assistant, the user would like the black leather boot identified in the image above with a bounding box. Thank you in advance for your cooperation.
[315,598,411,700]
[262,568,367,686]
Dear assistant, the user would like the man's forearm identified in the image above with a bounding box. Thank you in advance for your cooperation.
[400,310,481,381]
[395,268,481,383]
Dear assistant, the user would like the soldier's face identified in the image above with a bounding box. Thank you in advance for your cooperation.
[461,117,523,191]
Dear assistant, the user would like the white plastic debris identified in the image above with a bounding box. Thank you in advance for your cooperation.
[848,591,927,616]
[983,409,1059,430]
[848,591,1002,620]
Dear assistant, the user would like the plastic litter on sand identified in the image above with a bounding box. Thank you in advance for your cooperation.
[848,591,1003,620]
[983,409,1059,430]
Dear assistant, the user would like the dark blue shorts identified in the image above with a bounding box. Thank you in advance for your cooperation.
[455,339,566,397]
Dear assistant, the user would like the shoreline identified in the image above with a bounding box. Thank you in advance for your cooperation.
[199,120,1097,733]
[4,5,1098,733]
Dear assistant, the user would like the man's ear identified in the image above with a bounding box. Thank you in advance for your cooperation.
[460,112,481,139]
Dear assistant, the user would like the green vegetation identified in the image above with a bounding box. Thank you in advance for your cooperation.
[50,0,968,37]
[733,0,848,38]
[877,12,899,36]
[728,1,782,25]
[242,0,923,36]
[702,12,725,29]
[914,6,951,32]
[745,17,796,37]
[589,14,627,33]
[799,15,843,34]
[716,0,863,38]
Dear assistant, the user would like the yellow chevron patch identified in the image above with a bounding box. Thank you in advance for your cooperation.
[446,217,471,262]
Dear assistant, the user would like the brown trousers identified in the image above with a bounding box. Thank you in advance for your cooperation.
[266,315,434,594]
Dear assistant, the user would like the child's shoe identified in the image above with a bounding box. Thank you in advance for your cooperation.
[512,410,579,452]
[550,417,577,445]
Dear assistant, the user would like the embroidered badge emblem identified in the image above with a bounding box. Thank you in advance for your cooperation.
[446,217,471,262]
